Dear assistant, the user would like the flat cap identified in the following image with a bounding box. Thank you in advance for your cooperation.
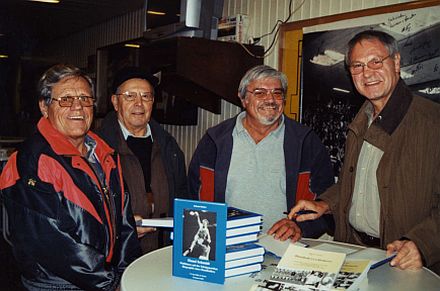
[112,66,159,93]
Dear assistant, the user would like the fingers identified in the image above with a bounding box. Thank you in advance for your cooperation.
[267,218,302,242]
[288,201,306,220]
[136,226,156,238]
[388,240,423,270]
[288,200,329,221]
[386,240,402,256]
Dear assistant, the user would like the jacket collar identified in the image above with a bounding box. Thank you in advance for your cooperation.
[37,117,114,160]
[372,78,413,135]
[349,79,413,136]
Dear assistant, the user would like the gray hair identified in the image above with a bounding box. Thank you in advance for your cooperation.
[238,65,288,100]
[346,30,399,65]
[37,64,94,105]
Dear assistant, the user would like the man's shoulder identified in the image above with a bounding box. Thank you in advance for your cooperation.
[283,115,314,138]
[149,119,184,151]
[205,116,237,138]
[411,96,440,123]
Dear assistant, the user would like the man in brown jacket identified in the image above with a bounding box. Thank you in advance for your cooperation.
[98,67,190,254]
[289,30,440,274]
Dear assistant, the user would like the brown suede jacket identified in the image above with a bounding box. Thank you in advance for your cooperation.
[320,79,440,274]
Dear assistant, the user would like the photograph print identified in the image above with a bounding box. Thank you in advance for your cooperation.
[182,209,217,261]
[301,5,440,177]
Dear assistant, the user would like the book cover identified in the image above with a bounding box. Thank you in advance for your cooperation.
[226,243,265,261]
[226,223,262,237]
[227,207,263,228]
[225,263,262,278]
[332,260,371,291]
[270,244,346,290]
[225,255,264,269]
[226,232,259,246]
[136,217,173,228]
[172,199,227,284]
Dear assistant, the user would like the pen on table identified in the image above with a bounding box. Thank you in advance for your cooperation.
[370,253,397,269]
[283,210,317,218]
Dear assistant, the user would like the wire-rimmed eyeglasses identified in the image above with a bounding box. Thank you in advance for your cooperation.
[116,91,154,102]
[246,88,285,101]
[349,55,391,75]
[50,95,95,107]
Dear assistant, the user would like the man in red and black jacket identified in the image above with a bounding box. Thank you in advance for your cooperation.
[0,64,140,290]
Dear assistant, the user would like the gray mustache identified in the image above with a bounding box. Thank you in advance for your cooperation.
[258,102,279,109]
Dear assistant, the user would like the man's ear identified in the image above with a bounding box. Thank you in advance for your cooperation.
[239,93,247,109]
[393,52,401,74]
[39,100,48,118]
[111,95,119,111]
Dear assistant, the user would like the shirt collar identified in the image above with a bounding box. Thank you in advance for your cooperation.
[84,135,98,163]
[118,120,153,141]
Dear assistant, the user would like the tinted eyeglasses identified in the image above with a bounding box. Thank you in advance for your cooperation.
[349,55,391,75]
[246,88,285,101]
[51,95,95,107]
[116,91,154,102]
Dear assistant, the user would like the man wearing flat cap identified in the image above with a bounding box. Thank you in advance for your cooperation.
[98,67,190,254]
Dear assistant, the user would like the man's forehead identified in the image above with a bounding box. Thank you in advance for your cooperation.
[248,77,281,87]
[119,78,153,90]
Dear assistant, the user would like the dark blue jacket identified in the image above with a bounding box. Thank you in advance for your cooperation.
[188,115,334,237]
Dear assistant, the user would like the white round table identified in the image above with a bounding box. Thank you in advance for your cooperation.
[121,239,440,291]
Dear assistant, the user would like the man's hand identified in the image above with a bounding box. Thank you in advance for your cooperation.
[288,200,330,222]
[134,215,156,238]
[267,218,301,242]
[387,240,423,270]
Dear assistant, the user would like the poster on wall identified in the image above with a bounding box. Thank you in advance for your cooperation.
[301,5,440,176]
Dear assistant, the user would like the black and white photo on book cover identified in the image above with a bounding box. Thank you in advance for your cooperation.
[182,209,217,261]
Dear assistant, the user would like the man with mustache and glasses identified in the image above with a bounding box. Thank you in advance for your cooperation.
[290,30,440,274]
[98,67,189,254]
[0,64,140,290]
[188,65,334,240]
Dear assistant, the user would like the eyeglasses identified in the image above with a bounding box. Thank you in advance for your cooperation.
[349,55,391,75]
[246,88,285,101]
[116,91,154,102]
[51,95,95,107]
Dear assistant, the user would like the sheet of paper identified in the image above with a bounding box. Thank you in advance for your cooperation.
[256,234,290,257]
[313,242,362,255]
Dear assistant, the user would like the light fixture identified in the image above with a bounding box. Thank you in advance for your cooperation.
[332,87,350,93]
[124,43,140,49]
[27,0,60,3]
[0,54,9,59]
[147,10,166,16]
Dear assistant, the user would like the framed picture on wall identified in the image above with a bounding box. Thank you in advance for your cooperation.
[279,0,440,176]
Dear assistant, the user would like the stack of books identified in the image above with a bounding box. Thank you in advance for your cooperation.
[224,207,264,278]
[172,199,264,284]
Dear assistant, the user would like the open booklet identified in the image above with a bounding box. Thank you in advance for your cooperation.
[253,244,346,291]
[250,242,373,291]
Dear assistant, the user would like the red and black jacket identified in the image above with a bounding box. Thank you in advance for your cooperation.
[0,118,140,290]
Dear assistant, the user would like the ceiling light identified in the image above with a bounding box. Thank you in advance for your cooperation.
[332,87,350,93]
[0,54,9,59]
[27,0,60,3]
[124,44,140,48]
[147,10,166,16]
